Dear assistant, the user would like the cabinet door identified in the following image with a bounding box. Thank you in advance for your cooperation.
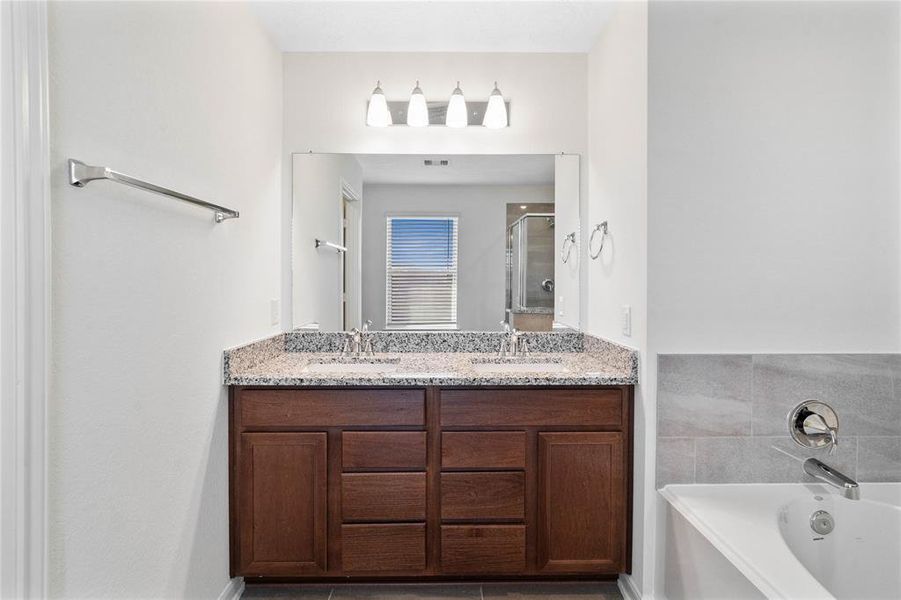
[238,433,327,576]
[537,432,624,573]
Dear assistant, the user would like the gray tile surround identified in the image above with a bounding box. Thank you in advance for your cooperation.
[657,353,901,488]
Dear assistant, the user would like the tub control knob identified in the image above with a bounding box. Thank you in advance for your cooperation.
[810,510,835,535]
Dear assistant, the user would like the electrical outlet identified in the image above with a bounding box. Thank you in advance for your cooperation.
[622,305,632,337]
[557,295,565,316]
[270,298,280,326]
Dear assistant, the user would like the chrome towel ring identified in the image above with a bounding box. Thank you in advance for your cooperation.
[589,221,609,260]
[561,232,577,263]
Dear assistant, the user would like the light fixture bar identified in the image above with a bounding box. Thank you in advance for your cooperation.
[369,100,511,127]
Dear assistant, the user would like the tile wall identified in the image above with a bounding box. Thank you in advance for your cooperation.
[656,354,901,487]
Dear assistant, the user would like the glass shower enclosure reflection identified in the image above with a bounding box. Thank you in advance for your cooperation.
[506,213,555,329]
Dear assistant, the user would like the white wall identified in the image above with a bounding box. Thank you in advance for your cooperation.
[361,184,553,331]
[647,1,900,596]
[48,2,282,598]
[584,2,649,595]
[281,52,588,328]
[648,0,901,355]
[554,155,582,329]
[283,53,587,157]
[292,153,362,331]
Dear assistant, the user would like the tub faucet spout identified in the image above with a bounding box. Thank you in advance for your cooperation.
[803,458,860,500]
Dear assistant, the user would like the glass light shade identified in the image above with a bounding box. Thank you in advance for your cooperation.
[366,82,392,127]
[445,82,468,128]
[406,81,429,127]
[482,83,508,129]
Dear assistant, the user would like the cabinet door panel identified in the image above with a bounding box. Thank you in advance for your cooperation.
[239,433,327,576]
[537,432,624,573]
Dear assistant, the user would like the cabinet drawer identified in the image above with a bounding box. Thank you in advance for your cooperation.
[440,389,623,428]
[441,525,526,574]
[342,524,426,572]
[343,431,427,471]
[342,473,426,522]
[240,389,425,427]
[442,432,526,470]
[441,472,525,521]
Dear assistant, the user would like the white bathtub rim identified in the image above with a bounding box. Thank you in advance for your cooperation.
[660,483,836,600]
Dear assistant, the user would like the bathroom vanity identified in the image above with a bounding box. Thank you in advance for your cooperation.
[225,331,637,582]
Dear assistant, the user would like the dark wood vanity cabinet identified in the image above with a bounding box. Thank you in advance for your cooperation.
[229,386,633,581]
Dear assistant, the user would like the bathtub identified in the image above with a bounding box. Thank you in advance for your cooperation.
[659,483,901,600]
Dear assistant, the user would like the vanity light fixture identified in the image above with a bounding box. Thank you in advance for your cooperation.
[482,82,508,129]
[366,81,392,127]
[445,81,468,128]
[406,80,429,127]
[365,80,508,128]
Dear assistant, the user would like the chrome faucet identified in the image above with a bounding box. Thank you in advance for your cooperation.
[342,328,362,356]
[803,458,860,500]
[361,320,374,356]
[498,321,529,357]
[341,320,374,357]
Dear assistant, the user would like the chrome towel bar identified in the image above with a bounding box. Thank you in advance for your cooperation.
[315,239,347,253]
[67,159,239,223]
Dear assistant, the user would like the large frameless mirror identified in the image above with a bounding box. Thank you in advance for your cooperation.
[291,153,580,332]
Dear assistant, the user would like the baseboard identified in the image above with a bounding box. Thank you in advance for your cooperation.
[618,574,644,600]
[218,577,245,600]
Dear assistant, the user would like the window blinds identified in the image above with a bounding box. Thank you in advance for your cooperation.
[386,216,458,329]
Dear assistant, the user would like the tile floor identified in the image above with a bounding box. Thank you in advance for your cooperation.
[242,582,623,600]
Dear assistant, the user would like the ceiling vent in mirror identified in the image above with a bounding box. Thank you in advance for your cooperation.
[423,159,450,167]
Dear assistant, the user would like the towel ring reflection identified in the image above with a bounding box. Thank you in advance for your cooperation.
[589,221,609,260]
[561,232,576,263]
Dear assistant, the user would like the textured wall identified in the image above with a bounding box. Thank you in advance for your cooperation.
[649,1,900,354]
[584,3,650,595]
[657,354,901,488]
[48,2,282,597]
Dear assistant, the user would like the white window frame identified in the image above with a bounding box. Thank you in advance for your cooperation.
[384,214,459,330]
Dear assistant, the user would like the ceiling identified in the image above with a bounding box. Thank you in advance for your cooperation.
[251,1,616,53]
[356,154,555,185]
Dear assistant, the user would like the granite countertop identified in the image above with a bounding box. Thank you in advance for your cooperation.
[509,306,554,315]
[224,331,638,387]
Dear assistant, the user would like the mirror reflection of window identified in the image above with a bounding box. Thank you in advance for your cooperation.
[386,216,459,330]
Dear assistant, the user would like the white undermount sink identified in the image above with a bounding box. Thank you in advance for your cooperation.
[469,361,570,374]
[303,358,399,374]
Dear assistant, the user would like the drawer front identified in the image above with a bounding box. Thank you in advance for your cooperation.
[343,431,427,471]
[442,432,526,470]
[440,389,623,428]
[342,473,426,522]
[441,472,525,521]
[240,389,425,427]
[342,524,426,572]
[441,525,526,574]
